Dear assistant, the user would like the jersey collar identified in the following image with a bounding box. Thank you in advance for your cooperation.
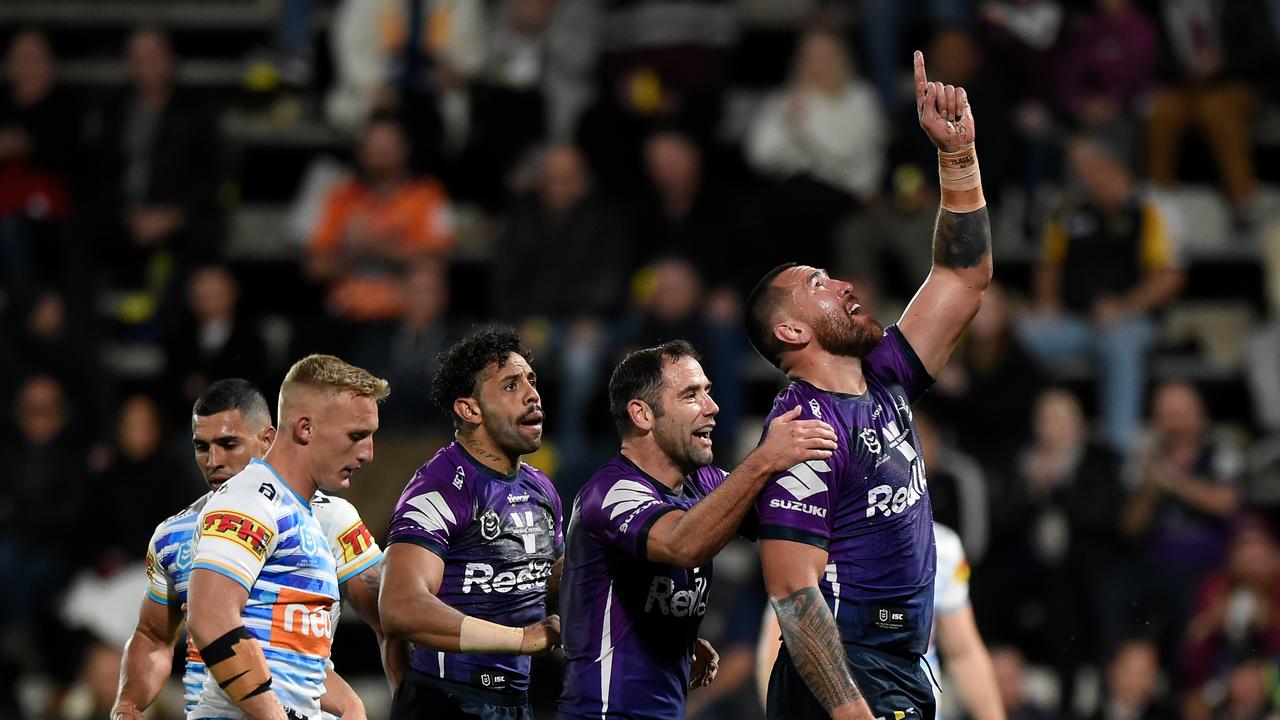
[250,457,314,512]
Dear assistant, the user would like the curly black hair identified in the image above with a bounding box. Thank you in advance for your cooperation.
[430,324,532,426]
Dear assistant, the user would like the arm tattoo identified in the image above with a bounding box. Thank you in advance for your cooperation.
[932,207,991,269]
[771,587,862,711]
[342,563,383,611]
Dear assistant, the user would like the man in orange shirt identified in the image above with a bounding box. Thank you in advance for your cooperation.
[309,116,455,323]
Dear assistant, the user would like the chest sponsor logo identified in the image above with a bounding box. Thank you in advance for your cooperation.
[479,509,502,541]
[461,558,554,594]
[403,492,457,535]
[507,493,530,504]
[866,456,929,519]
[338,521,375,564]
[201,511,274,559]
[271,587,334,656]
[777,460,830,501]
[646,574,709,618]
[508,509,545,553]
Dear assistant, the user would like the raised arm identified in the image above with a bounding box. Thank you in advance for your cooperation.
[112,595,184,719]
[341,562,410,693]
[898,51,993,377]
[761,539,872,720]
[378,543,560,655]
[645,407,837,568]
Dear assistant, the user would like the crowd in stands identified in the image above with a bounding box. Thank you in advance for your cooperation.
[3,0,1280,718]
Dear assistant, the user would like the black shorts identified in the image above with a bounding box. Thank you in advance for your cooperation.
[391,668,534,720]
[765,642,936,720]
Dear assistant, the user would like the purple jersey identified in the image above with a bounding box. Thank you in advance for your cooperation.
[757,325,936,656]
[386,442,563,694]
[558,456,727,719]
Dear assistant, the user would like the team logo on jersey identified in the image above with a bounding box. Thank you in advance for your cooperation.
[859,428,882,454]
[404,492,457,534]
[777,460,830,501]
[479,510,502,540]
[201,511,274,559]
[175,541,194,571]
[808,399,822,419]
[453,465,465,490]
[338,521,375,564]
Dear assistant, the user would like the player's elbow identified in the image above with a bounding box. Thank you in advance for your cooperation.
[378,588,413,640]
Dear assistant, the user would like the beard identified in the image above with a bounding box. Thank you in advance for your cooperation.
[811,308,884,358]
[482,404,543,457]
[653,417,714,473]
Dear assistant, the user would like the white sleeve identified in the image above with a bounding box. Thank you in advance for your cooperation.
[144,523,176,606]
[934,524,971,616]
[193,483,280,592]
[317,496,383,584]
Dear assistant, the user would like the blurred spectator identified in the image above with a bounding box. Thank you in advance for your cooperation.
[978,388,1125,710]
[980,0,1064,105]
[1146,0,1261,228]
[494,143,626,322]
[0,29,77,303]
[95,394,196,561]
[928,282,1046,470]
[86,28,222,329]
[991,646,1061,720]
[1117,381,1242,666]
[917,408,991,562]
[860,0,971,110]
[0,376,88,626]
[1055,0,1159,157]
[356,256,455,433]
[1209,659,1275,720]
[1183,520,1280,694]
[576,0,737,194]
[307,116,455,330]
[57,638,123,720]
[163,266,267,417]
[634,129,762,294]
[747,28,887,203]
[1,290,104,421]
[1090,639,1180,720]
[1019,134,1184,451]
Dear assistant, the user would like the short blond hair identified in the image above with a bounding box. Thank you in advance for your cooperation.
[280,354,391,406]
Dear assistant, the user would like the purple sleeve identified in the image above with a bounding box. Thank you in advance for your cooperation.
[543,473,565,556]
[579,477,678,561]
[755,399,840,549]
[864,325,933,403]
[386,465,475,557]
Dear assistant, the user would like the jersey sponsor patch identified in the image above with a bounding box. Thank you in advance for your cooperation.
[200,510,274,559]
[337,521,375,564]
[602,479,656,519]
[403,491,456,533]
[777,460,830,501]
[270,587,335,657]
[145,550,156,580]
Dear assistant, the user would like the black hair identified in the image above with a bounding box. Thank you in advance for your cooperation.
[192,378,271,427]
[744,262,797,369]
[431,325,532,427]
[608,340,701,436]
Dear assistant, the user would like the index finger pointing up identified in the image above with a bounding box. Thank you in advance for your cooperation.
[914,50,928,105]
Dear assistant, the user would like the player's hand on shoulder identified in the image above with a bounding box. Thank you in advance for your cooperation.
[914,50,976,152]
[521,614,561,655]
[761,406,838,470]
[689,637,719,688]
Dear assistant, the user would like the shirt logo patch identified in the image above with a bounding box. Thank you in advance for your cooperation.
[808,399,822,418]
[404,492,457,534]
[859,428,882,454]
[507,493,530,504]
[201,511,274,559]
[602,479,657,520]
[452,465,465,490]
[271,587,335,657]
[777,460,830,501]
[479,509,502,541]
[145,550,155,580]
[175,541,194,571]
[338,521,375,563]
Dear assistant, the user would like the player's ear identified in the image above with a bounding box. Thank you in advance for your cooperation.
[454,397,482,427]
[628,398,654,432]
[259,425,277,451]
[292,415,311,445]
[774,321,806,347]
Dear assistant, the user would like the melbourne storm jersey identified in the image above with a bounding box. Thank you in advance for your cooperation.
[386,442,563,695]
[756,325,936,657]
[190,460,340,719]
[146,488,382,714]
[558,456,727,719]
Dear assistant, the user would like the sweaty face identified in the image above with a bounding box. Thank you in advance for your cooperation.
[777,266,882,359]
[193,409,271,490]
[650,356,718,472]
[476,353,543,458]
[309,392,378,493]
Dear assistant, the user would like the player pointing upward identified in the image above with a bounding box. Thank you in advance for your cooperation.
[744,51,992,720]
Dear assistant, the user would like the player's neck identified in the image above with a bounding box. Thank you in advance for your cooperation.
[619,438,685,493]
[786,351,868,396]
[457,430,519,476]
[260,444,317,504]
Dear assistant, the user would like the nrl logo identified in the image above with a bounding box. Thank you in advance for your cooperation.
[479,510,502,541]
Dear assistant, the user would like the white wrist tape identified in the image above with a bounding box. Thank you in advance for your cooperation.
[938,144,986,213]
[459,616,524,654]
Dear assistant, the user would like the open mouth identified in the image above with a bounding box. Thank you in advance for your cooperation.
[846,302,862,317]
[519,410,544,429]
[692,425,714,447]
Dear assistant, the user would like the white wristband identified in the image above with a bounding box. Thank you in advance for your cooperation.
[459,616,524,654]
